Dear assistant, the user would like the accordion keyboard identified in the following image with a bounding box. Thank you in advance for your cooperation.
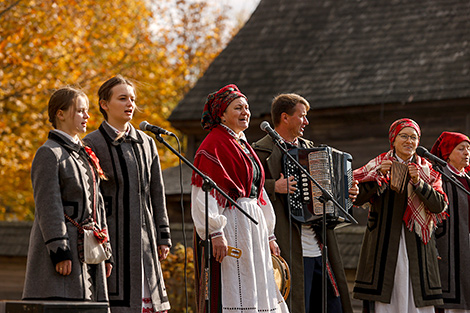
[282,147,353,226]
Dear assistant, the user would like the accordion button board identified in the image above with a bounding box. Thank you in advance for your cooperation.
[282,146,354,227]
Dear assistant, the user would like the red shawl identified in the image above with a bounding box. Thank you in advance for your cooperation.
[353,150,448,244]
[191,125,266,207]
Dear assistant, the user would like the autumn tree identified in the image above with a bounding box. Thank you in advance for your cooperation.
[0,0,242,220]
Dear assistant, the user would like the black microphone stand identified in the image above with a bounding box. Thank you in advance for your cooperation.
[271,136,357,313]
[151,134,258,313]
[281,140,294,312]
[433,164,470,197]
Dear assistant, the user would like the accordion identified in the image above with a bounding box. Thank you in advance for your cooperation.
[282,146,354,226]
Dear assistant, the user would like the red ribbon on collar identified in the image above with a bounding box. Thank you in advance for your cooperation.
[84,146,106,179]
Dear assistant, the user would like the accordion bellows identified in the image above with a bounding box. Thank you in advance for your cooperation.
[390,161,409,193]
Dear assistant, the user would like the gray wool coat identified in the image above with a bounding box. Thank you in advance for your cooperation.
[23,130,109,301]
[252,135,353,313]
[353,156,447,307]
[435,166,470,310]
[83,122,171,313]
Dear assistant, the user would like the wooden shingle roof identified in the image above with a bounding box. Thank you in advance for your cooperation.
[169,0,470,123]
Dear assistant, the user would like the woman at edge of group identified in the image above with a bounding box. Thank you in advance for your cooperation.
[83,75,171,313]
[23,87,112,302]
[430,131,470,313]
[352,118,448,313]
[191,84,289,313]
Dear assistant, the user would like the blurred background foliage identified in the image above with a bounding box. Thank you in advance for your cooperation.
[161,243,196,312]
[0,0,245,220]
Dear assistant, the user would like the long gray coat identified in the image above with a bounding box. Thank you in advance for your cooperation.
[435,166,470,310]
[84,122,171,313]
[252,135,353,313]
[23,130,109,301]
[353,156,447,307]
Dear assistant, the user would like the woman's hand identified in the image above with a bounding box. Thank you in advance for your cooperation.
[275,173,297,194]
[55,260,72,276]
[269,240,280,256]
[348,180,359,201]
[379,160,393,175]
[408,163,420,184]
[105,263,113,278]
[211,236,228,263]
[158,245,170,260]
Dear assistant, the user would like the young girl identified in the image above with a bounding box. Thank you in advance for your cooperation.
[23,87,111,302]
[84,75,171,313]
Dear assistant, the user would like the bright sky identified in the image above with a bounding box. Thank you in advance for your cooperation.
[226,0,260,14]
[152,0,261,41]
[209,0,261,20]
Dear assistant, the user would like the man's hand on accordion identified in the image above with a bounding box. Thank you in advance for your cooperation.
[275,173,297,194]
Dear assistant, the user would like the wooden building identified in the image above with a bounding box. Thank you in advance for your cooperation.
[0,222,31,300]
[169,0,469,164]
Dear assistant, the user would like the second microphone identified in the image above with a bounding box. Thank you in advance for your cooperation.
[140,121,174,136]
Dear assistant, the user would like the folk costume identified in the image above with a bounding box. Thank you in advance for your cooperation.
[23,130,110,302]
[252,135,353,313]
[431,132,470,312]
[84,122,171,313]
[352,118,448,312]
[191,84,289,313]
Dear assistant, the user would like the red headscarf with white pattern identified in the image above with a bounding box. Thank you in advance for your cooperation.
[388,118,421,149]
[200,84,247,130]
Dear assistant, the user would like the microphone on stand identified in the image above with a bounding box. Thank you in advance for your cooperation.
[416,146,447,166]
[260,121,284,143]
[139,121,174,136]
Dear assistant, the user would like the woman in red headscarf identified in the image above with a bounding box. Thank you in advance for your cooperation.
[191,84,289,313]
[352,118,448,313]
[431,131,470,313]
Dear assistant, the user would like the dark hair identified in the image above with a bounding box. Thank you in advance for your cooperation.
[97,75,135,120]
[271,93,310,127]
[48,87,88,128]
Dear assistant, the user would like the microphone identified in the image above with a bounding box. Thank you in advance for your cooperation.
[139,121,174,136]
[260,121,283,143]
[416,146,447,166]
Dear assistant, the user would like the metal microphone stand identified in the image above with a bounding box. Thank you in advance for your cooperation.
[152,134,258,313]
[271,136,357,313]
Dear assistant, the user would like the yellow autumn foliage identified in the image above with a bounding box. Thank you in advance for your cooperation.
[161,243,196,312]
[0,0,242,220]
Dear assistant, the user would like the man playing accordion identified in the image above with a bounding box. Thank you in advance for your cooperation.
[253,93,358,313]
